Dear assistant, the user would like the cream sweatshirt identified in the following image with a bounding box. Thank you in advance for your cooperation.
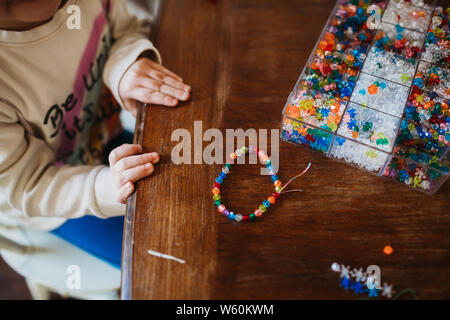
[0,0,161,230]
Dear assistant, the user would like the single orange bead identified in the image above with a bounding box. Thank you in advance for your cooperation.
[383,245,394,255]
[212,187,220,195]
[268,196,276,204]
[261,154,269,162]
[274,180,282,187]
[230,152,237,159]
[368,84,378,95]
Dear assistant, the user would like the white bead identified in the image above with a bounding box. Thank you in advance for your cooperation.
[235,214,243,222]
[222,167,229,174]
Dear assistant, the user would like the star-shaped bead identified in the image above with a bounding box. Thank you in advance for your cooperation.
[381,282,394,298]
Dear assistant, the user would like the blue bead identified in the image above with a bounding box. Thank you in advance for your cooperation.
[215,177,223,184]
[266,165,273,171]
[228,213,236,220]
[219,172,226,180]
[271,175,278,182]
[263,200,270,208]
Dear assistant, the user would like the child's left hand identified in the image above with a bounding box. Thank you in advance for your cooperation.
[119,58,191,117]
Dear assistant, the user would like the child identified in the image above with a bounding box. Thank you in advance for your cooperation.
[0,0,190,268]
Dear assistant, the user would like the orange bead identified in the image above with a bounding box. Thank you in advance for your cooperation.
[261,154,269,162]
[368,84,378,95]
[268,196,276,204]
[383,245,394,255]
[212,187,220,195]
[352,131,359,138]
[274,180,282,187]
[324,32,335,43]
[318,40,328,50]
[230,152,237,159]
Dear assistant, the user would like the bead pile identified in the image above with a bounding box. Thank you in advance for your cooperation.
[331,262,395,299]
[281,0,450,193]
[421,7,449,68]
[212,147,283,222]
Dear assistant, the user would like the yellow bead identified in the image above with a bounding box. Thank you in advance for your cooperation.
[275,186,282,193]
[213,194,220,201]
[259,204,267,212]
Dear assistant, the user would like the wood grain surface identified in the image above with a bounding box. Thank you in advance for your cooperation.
[122,0,450,299]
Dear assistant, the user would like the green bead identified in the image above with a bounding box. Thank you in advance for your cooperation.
[214,200,221,207]
[225,163,232,169]
[240,146,247,153]
[249,213,256,221]
[213,194,221,201]
[259,204,267,212]
[266,159,271,166]
[275,186,282,193]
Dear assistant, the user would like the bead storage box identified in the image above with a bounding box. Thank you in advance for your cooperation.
[281,0,450,194]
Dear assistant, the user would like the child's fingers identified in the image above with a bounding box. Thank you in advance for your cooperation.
[109,144,142,165]
[159,84,190,101]
[131,87,179,107]
[144,59,183,82]
[146,70,191,92]
[115,152,160,171]
[117,163,154,186]
[136,76,190,101]
[116,182,135,204]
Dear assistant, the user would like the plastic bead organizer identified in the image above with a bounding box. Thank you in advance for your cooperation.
[281,0,449,194]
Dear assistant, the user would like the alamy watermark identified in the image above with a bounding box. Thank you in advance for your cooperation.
[171,121,280,175]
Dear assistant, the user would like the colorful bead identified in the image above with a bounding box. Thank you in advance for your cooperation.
[254,209,262,217]
[259,204,267,212]
[214,200,221,207]
[214,182,220,188]
[222,167,229,174]
[228,212,235,220]
[275,186,282,193]
[274,180,282,187]
[268,196,276,204]
[230,152,237,159]
[273,192,280,200]
[240,146,247,153]
[212,187,220,194]
[212,194,220,201]
[263,200,271,208]
[215,176,223,184]
[258,150,265,158]
[249,213,256,221]
[235,214,243,222]
[271,175,278,182]
[217,204,225,213]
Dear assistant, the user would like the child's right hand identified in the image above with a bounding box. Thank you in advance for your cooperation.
[109,144,160,204]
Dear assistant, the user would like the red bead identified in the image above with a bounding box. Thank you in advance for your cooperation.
[214,182,220,188]
[273,192,280,200]
[242,215,249,222]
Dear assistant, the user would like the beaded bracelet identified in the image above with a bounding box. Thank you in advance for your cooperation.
[212,146,310,222]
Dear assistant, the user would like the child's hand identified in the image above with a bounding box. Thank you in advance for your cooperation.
[119,58,191,117]
[109,144,160,203]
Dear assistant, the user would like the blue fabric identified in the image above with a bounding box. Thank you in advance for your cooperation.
[51,215,124,269]
[51,130,134,269]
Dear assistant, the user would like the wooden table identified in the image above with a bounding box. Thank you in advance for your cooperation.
[121,0,450,299]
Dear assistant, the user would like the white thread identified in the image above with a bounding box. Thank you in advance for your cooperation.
[147,250,186,264]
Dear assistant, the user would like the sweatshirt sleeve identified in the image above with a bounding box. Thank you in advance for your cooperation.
[103,0,162,107]
[0,102,125,220]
